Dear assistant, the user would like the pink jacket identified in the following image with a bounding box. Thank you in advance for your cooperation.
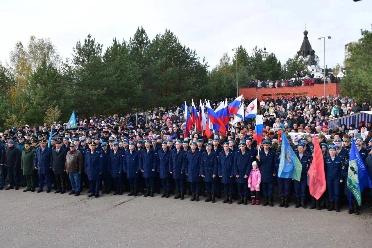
[248,168,261,191]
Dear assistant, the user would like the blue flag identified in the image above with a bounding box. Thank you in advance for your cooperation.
[278,132,302,181]
[347,139,372,206]
[48,128,56,148]
[67,111,77,129]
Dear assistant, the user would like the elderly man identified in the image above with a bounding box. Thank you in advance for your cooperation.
[65,143,83,196]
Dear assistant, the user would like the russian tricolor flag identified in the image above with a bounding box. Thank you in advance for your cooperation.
[255,115,264,144]
[228,96,243,116]
[206,101,226,136]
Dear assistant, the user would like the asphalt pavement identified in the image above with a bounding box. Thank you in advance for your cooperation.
[0,190,371,248]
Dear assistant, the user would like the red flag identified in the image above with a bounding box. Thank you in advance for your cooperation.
[308,136,326,200]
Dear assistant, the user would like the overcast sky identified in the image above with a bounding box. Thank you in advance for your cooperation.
[1,0,371,69]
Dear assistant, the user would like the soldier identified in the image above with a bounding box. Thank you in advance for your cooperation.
[257,139,276,206]
[234,141,252,205]
[325,145,343,212]
[186,141,201,201]
[84,142,102,198]
[100,142,112,194]
[294,142,312,208]
[21,140,35,192]
[200,142,218,203]
[51,139,67,194]
[140,140,156,197]
[0,137,6,190]
[124,142,140,196]
[158,141,171,197]
[35,140,52,193]
[110,142,123,195]
[65,143,83,196]
[219,142,234,204]
[4,139,21,190]
[170,140,186,199]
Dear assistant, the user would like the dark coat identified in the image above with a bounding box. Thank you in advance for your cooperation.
[218,150,234,184]
[170,149,186,179]
[5,146,20,168]
[84,151,102,181]
[35,147,52,175]
[295,152,312,182]
[200,151,218,183]
[51,148,67,174]
[258,149,276,183]
[110,150,122,178]
[124,150,139,179]
[186,150,201,183]
[140,149,157,178]
[21,148,35,176]
[158,149,171,179]
[325,155,343,180]
[234,150,251,183]
[100,149,111,176]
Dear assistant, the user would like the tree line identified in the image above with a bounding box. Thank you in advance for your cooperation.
[1,27,368,130]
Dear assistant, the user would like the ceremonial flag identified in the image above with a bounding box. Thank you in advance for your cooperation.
[67,111,77,129]
[215,100,229,126]
[347,139,372,206]
[184,102,192,137]
[231,103,245,126]
[228,95,242,116]
[278,132,302,181]
[255,115,264,144]
[206,101,226,136]
[204,117,213,139]
[245,98,257,119]
[308,136,326,200]
[200,100,207,132]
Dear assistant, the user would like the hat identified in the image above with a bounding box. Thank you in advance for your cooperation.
[55,139,62,145]
[328,144,336,150]
[239,141,246,146]
[320,142,328,148]
[101,142,108,147]
[182,140,189,144]
[197,139,203,143]
[206,142,212,147]
[162,141,167,145]
[7,139,15,145]
[262,139,271,145]
[113,141,119,146]
[191,141,197,146]
[297,141,305,147]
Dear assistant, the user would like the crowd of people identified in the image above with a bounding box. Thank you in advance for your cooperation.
[244,75,341,88]
[0,96,371,215]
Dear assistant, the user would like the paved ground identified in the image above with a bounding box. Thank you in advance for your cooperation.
[0,190,371,248]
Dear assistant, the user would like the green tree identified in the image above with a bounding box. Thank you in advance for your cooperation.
[282,55,308,79]
[341,31,372,103]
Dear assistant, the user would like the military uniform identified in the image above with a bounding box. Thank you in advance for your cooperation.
[170,148,186,199]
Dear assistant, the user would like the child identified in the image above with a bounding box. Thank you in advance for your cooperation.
[248,161,261,205]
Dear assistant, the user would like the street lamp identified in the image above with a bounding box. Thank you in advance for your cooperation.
[318,36,332,97]
[232,48,239,97]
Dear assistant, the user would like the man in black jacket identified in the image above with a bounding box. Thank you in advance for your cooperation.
[51,140,67,193]
[5,139,21,190]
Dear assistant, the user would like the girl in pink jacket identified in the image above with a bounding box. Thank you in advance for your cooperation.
[248,161,261,205]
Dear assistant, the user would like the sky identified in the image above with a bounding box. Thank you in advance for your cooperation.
[0,0,371,69]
